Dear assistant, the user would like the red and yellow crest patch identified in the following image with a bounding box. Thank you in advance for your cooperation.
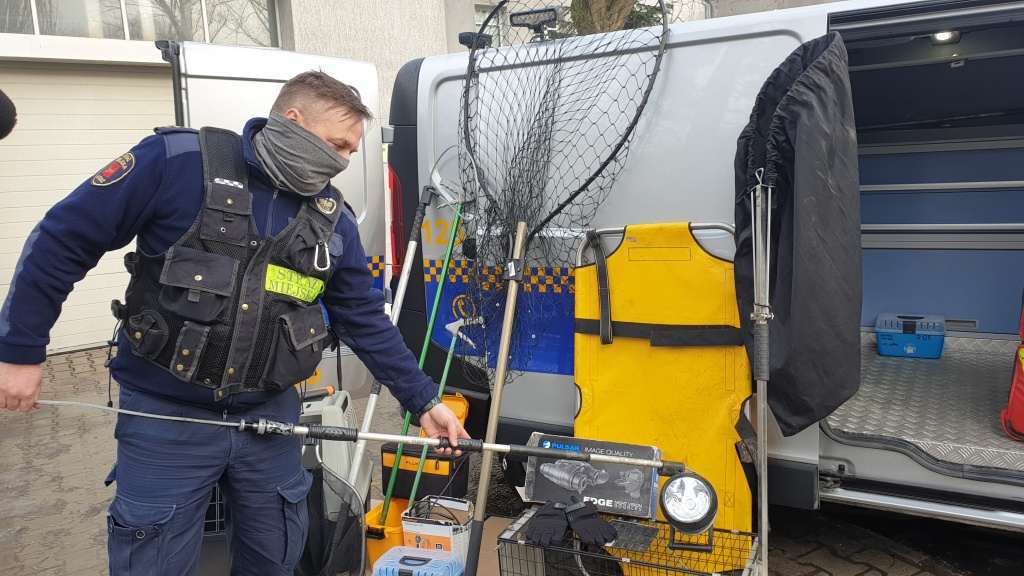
[91,153,135,186]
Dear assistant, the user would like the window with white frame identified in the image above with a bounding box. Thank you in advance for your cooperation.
[474,4,505,47]
[2,0,40,34]
[0,0,279,46]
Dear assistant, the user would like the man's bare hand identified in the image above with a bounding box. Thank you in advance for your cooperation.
[418,402,471,456]
[0,362,43,413]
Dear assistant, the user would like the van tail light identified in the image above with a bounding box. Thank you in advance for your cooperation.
[388,165,406,278]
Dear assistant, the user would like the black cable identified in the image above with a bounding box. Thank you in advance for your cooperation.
[104,321,121,408]
[412,454,471,525]
[335,340,343,392]
[422,502,460,523]
[435,450,469,500]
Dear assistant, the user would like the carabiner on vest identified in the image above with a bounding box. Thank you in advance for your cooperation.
[314,240,330,272]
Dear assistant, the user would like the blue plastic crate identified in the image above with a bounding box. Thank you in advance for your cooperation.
[875,313,946,359]
[372,546,464,576]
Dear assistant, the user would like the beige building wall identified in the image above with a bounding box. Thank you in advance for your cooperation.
[281,0,456,125]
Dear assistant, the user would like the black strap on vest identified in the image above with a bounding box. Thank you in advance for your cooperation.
[586,230,613,345]
[575,319,744,347]
[734,396,759,515]
[199,128,254,249]
[200,127,248,188]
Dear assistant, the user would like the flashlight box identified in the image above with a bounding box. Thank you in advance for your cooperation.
[401,496,473,564]
[523,433,660,520]
[875,313,946,359]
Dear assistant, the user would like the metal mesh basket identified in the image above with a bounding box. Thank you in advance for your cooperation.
[203,484,227,538]
[498,507,758,576]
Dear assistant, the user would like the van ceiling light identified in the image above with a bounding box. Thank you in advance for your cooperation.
[510,7,564,33]
[931,31,961,45]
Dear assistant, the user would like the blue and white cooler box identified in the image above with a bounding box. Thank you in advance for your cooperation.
[372,546,464,576]
[875,313,946,359]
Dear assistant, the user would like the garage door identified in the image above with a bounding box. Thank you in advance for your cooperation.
[0,61,174,354]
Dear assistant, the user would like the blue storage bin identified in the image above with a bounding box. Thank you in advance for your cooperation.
[372,546,464,576]
[875,313,946,359]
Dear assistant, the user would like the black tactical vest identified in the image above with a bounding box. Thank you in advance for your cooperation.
[112,127,342,400]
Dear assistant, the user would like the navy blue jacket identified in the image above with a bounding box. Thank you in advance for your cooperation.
[0,119,437,413]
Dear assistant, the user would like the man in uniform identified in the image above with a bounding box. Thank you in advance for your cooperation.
[0,71,469,574]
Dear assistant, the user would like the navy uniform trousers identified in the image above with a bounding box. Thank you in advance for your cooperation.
[105,386,311,575]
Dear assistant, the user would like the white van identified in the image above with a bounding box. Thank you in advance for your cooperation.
[390,0,1024,531]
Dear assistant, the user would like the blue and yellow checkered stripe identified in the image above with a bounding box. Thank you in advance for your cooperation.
[423,259,473,284]
[422,259,575,293]
[366,255,385,278]
[522,266,575,294]
[365,255,385,291]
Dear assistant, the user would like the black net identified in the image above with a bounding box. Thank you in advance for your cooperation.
[456,0,668,389]
[295,464,365,576]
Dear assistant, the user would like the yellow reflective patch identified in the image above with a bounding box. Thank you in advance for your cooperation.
[265,264,325,303]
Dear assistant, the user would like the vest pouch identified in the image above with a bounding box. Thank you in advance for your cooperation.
[118,252,141,317]
[158,246,239,323]
[262,305,329,390]
[126,311,168,358]
[280,221,327,277]
[170,322,210,382]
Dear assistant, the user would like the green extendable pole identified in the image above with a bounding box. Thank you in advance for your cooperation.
[406,333,459,507]
[380,204,463,521]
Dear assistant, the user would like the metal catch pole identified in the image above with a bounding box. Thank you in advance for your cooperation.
[37,399,689,475]
[751,168,774,576]
[347,186,433,487]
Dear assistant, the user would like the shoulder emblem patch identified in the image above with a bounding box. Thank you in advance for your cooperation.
[315,197,338,215]
[91,153,135,186]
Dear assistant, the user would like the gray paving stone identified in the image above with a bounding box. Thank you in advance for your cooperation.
[769,548,821,576]
[771,532,823,558]
[851,548,920,576]
[798,547,871,576]
[884,539,933,566]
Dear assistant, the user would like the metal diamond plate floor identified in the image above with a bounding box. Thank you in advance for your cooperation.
[827,335,1024,473]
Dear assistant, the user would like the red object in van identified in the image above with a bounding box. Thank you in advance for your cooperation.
[1001,292,1024,441]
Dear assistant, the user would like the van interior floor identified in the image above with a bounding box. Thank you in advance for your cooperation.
[825,334,1024,476]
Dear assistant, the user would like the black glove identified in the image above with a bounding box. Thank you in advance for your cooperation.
[525,501,568,546]
[565,501,617,545]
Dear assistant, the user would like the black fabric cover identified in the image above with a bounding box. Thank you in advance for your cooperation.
[295,464,365,576]
[734,32,862,437]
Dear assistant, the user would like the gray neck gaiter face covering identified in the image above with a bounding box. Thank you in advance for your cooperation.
[252,110,350,197]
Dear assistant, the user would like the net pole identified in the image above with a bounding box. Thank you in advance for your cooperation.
[465,220,528,576]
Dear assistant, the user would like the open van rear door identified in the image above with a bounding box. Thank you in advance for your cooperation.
[819,0,1024,531]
